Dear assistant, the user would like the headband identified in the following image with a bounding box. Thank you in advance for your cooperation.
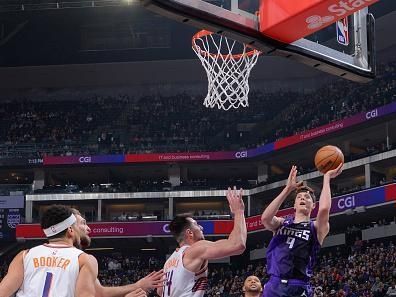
[43,214,77,237]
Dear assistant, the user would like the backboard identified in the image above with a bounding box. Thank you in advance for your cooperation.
[140,0,376,82]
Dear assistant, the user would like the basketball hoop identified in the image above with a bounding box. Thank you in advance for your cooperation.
[192,30,261,111]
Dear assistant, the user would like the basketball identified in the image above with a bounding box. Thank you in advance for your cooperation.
[314,145,344,173]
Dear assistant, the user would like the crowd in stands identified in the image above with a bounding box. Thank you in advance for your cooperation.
[311,240,396,297]
[1,231,396,296]
[97,255,161,289]
[0,94,128,158]
[83,239,396,296]
[0,60,394,158]
[89,252,256,296]
[265,62,395,147]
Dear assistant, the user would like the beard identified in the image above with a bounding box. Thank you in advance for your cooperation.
[80,234,91,249]
[73,238,82,250]
[74,234,91,250]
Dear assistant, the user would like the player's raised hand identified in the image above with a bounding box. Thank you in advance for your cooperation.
[135,269,165,291]
[286,165,303,191]
[324,162,343,179]
[125,288,147,297]
[226,186,244,214]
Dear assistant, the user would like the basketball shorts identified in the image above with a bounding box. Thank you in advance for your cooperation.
[262,276,313,297]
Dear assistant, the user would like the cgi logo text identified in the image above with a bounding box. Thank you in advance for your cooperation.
[366,109,378,120]
[162,224,170,233]
[79,156,92,163]
[235,151,248,159]
[337,195,356,209]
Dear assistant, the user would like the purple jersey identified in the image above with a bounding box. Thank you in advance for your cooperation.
[266,219,321,281]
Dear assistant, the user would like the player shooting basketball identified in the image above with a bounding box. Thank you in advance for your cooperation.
[260,163,343,297]
[158,187,247,297]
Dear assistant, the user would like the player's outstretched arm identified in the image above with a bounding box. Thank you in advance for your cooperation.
[185,187,247,262]
[76,254,99,297]
[94,269,164,297]
[0,250,24,296]
[315,163,343,244]
[261,165,302,231]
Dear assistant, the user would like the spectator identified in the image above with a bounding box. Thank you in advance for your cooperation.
[0,60,394,158]
[387,282,396,296]
[242,275,263,297]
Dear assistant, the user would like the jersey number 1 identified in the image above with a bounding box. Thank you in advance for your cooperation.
[42,272,54,297]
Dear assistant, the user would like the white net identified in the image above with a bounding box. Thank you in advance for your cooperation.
[192,30,261,111]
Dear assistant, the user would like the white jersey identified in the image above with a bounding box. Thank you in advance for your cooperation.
[162,245,208,297]
[16,243,83,297]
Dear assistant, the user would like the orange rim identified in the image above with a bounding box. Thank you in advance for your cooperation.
[192,30,260,60]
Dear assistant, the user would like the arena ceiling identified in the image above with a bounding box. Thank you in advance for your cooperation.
[0,2,394,89]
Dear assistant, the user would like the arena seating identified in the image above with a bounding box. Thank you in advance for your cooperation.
[0,61,394,158]
[1,236,395,296]
[94,238,396,296]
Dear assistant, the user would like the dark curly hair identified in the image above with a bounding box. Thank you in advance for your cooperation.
[40,205,73,239]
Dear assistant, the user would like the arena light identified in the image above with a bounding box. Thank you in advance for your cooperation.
[85,247,115,251]
[142,216,157,220]
[354,206,366,213]
[141,248,157,251]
